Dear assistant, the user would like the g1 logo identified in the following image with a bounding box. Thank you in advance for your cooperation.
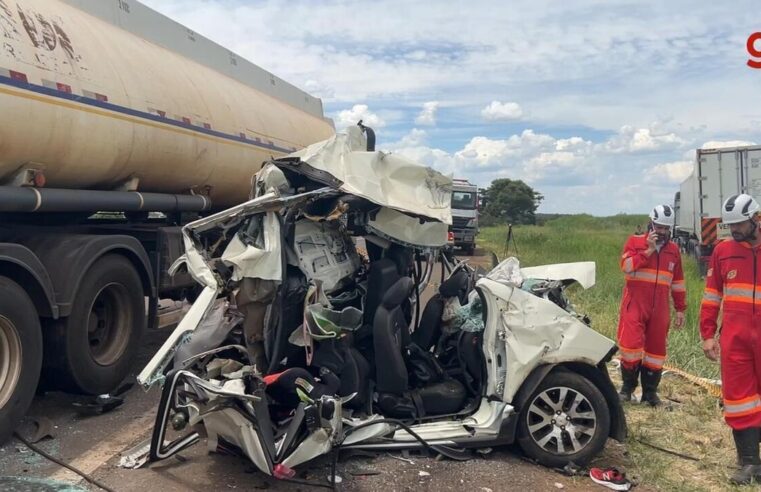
[749,32,761,69]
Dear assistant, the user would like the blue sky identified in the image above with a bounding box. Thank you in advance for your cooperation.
[141,0,761,215]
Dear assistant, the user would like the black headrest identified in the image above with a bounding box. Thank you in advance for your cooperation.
[381,277,413,308]
[386,245,413,276]
[439,271,468,298]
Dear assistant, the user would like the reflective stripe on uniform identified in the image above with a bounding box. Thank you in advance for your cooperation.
[625,268,673,286]
[622,257,634,273]
[722,283,761,304]
[724,395,761,418]
[671,280,686,293]
[702,287,722,306]
[619,346,643,362]
[642,352,665,370]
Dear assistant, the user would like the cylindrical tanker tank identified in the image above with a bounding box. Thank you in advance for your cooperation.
[0,0,335,208]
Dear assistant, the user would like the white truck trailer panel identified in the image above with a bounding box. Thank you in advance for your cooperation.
[0,0,335,208]
[693,145,761,246]
[675,173,697,235]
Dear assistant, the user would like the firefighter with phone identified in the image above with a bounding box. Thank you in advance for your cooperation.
[617,205,687,405]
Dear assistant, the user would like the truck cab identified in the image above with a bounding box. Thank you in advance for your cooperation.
[450,179,479,255]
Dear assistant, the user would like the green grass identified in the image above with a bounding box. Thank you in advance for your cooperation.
[479,215,718,379]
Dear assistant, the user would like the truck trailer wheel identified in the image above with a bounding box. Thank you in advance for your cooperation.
[0,277,42,444]
[44,255,145,394]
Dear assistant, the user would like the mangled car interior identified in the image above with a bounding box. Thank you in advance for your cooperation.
[136,125,626,482]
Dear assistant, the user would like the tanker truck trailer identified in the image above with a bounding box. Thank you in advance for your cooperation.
[0,0,334,441]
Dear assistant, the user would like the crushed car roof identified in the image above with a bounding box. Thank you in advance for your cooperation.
[287,126,453,225]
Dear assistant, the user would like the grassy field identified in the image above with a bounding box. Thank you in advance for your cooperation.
[479,216,744,492]
[479,215,717,379]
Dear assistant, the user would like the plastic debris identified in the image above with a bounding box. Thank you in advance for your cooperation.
[29,417,55,444]
[289,304,363,347]
[554,483,565,489]
[418,471,431,477]
[73,381,132,416]
[118,438,152,469]
[72,394,124,416]
[486,257,523,286]
[349,469,381,477]
[327,474,343,484]
[206,358,244,379]
[387,453,415,464]
[273,463,296,480]
[557,461,583,477]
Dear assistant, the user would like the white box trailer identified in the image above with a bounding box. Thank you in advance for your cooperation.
[674,173,697,245]
[673,145,761,269]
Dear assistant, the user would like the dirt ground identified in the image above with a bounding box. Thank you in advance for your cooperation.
[0,248,639,492]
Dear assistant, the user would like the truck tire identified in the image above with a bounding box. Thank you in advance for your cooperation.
[0,277,42,444]
[517,370,610,468]
[44,255,145,394]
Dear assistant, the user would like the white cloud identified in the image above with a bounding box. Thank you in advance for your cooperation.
[645,160,693,184]
[414,102,439,126]
[303,79,335,99]
[601,125,687,154]
[393,128,429,148]
[385,125,700,213]
[333,104,385,130]
[701,140,757,149]
[481,101,524,121]
[389,128,594,188]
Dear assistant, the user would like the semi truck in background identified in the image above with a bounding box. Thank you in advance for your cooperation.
[450,179,479,255]
[674,145,761,273]
[0,0,334,442]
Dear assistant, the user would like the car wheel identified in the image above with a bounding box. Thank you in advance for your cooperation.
[517,370,610,468]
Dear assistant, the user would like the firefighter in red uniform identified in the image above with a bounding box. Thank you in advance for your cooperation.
[617,204,686,406]
[701,193,761,485]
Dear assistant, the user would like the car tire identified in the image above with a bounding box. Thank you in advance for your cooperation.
[0,276,42,444]
[517,370,610,468]
[43,254,145,394]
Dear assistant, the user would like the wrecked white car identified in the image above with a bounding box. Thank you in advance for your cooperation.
[136,125,625,481]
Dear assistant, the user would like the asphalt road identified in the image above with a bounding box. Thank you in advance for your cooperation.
[0,248,628,492]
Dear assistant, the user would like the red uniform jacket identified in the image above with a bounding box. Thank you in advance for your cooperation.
[700,239,761,340]
[620,235,687,313]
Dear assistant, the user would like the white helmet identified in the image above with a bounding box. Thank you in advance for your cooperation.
[722,194,761,224]
[649,204,675,228]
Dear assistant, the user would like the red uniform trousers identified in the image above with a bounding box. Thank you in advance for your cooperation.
[701,239,761,430]
[719,313,761,429]
[617,289,670,371]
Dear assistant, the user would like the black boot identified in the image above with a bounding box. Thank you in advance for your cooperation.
[731,428,761,485]
[618,365,639,402]
[640,368,663,407]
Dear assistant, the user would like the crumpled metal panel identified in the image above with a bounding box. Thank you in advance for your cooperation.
[476,277,614,403]
[367,207,448,248]
[288,127,452,225]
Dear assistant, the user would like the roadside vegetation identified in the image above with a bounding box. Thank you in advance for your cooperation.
[479,216,743,492]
